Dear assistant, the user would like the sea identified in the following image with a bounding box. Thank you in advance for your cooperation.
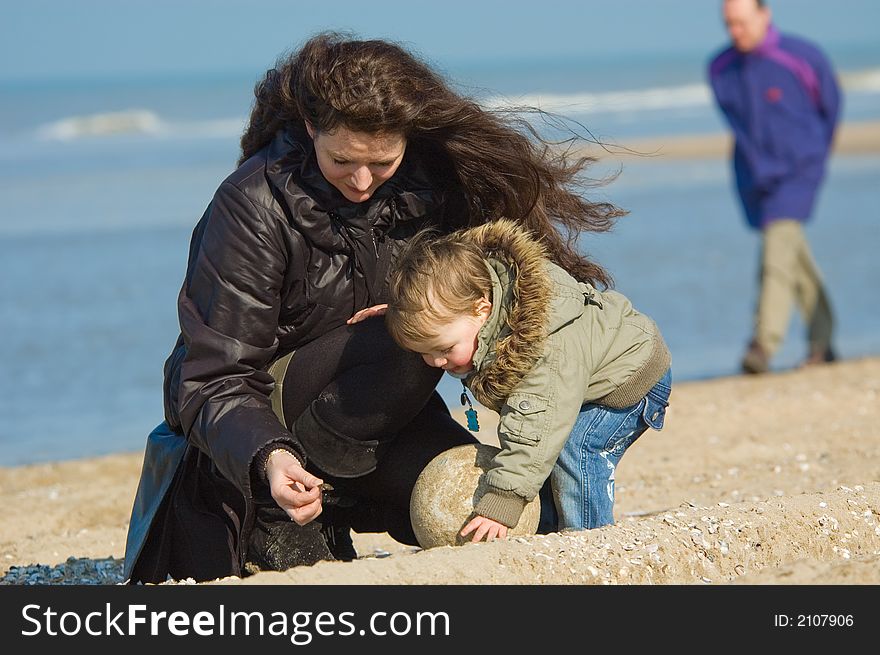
[2,47,879,466]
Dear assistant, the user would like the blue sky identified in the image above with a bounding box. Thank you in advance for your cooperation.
[2,0,879,82]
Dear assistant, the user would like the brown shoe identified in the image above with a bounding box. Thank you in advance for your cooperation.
[741,340,769,374]
[802,346,836,368]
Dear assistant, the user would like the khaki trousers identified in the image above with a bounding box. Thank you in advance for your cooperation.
[754,219,834,355]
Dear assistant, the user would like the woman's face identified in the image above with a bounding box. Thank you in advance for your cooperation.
[307,124,407,203]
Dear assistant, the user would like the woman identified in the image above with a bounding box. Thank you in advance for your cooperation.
[124,32,625,583]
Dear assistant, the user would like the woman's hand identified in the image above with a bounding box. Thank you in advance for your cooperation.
[265,450,324,525]
[347,303,388,324]
[460,515,509,543]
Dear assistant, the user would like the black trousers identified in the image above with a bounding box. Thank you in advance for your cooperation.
[249,317,477,566]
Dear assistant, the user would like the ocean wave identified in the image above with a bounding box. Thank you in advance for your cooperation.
[483,83,712,115]
[484,67,880,116]
[37,109,164,140]
[841,67,880,93]
[33,67,880,142]
[36,110,245,142]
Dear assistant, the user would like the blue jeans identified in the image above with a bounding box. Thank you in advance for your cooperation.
[539,368,672,531]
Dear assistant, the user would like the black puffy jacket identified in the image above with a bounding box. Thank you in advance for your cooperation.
[125,127,459,581]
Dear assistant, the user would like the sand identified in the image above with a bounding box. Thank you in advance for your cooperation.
[578,119,880,161]
[1,354,878,585]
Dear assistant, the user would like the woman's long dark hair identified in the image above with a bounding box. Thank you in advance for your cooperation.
[240,32,625,288]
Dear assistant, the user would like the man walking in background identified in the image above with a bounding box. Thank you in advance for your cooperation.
[708,0,841,374]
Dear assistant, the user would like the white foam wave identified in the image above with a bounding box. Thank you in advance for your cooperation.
[34,67,880,142]
[482,67,880,116]
[841,67,880,93]
[37,110,246,142]
[37,109,164,140]
[482,84,713,115]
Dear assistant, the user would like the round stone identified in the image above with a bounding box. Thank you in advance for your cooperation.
[409,443,542,549]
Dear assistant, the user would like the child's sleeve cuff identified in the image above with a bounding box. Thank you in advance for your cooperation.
[474,489,528,528]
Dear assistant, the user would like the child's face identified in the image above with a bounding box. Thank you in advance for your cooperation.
[411,299,491,376]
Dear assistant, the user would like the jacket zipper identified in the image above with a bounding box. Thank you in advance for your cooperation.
[329,209,382,307]
[370,196,396,259]
[370,227,379,258]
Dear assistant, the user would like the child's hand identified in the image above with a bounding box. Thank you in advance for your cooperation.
[346,303,388,324]
[460,515,508,543]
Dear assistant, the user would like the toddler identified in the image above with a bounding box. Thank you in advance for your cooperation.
[385,219,672,541]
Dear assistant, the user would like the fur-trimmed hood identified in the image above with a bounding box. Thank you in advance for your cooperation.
[459,219,557,411]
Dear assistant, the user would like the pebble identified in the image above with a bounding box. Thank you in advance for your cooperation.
[1,557,124,585]
[832,546,852,560]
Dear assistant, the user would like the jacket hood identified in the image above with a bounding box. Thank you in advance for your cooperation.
[462,219,554,411]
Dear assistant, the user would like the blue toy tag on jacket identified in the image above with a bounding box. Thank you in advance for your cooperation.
[465,408,480,432]
[460,383,479,432]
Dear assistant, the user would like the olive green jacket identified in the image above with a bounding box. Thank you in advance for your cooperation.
[459,220,671,528]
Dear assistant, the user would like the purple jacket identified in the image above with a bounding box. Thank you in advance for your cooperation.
[708,25,841,229]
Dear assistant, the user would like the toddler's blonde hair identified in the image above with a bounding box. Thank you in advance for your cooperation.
[387,229,492,349]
